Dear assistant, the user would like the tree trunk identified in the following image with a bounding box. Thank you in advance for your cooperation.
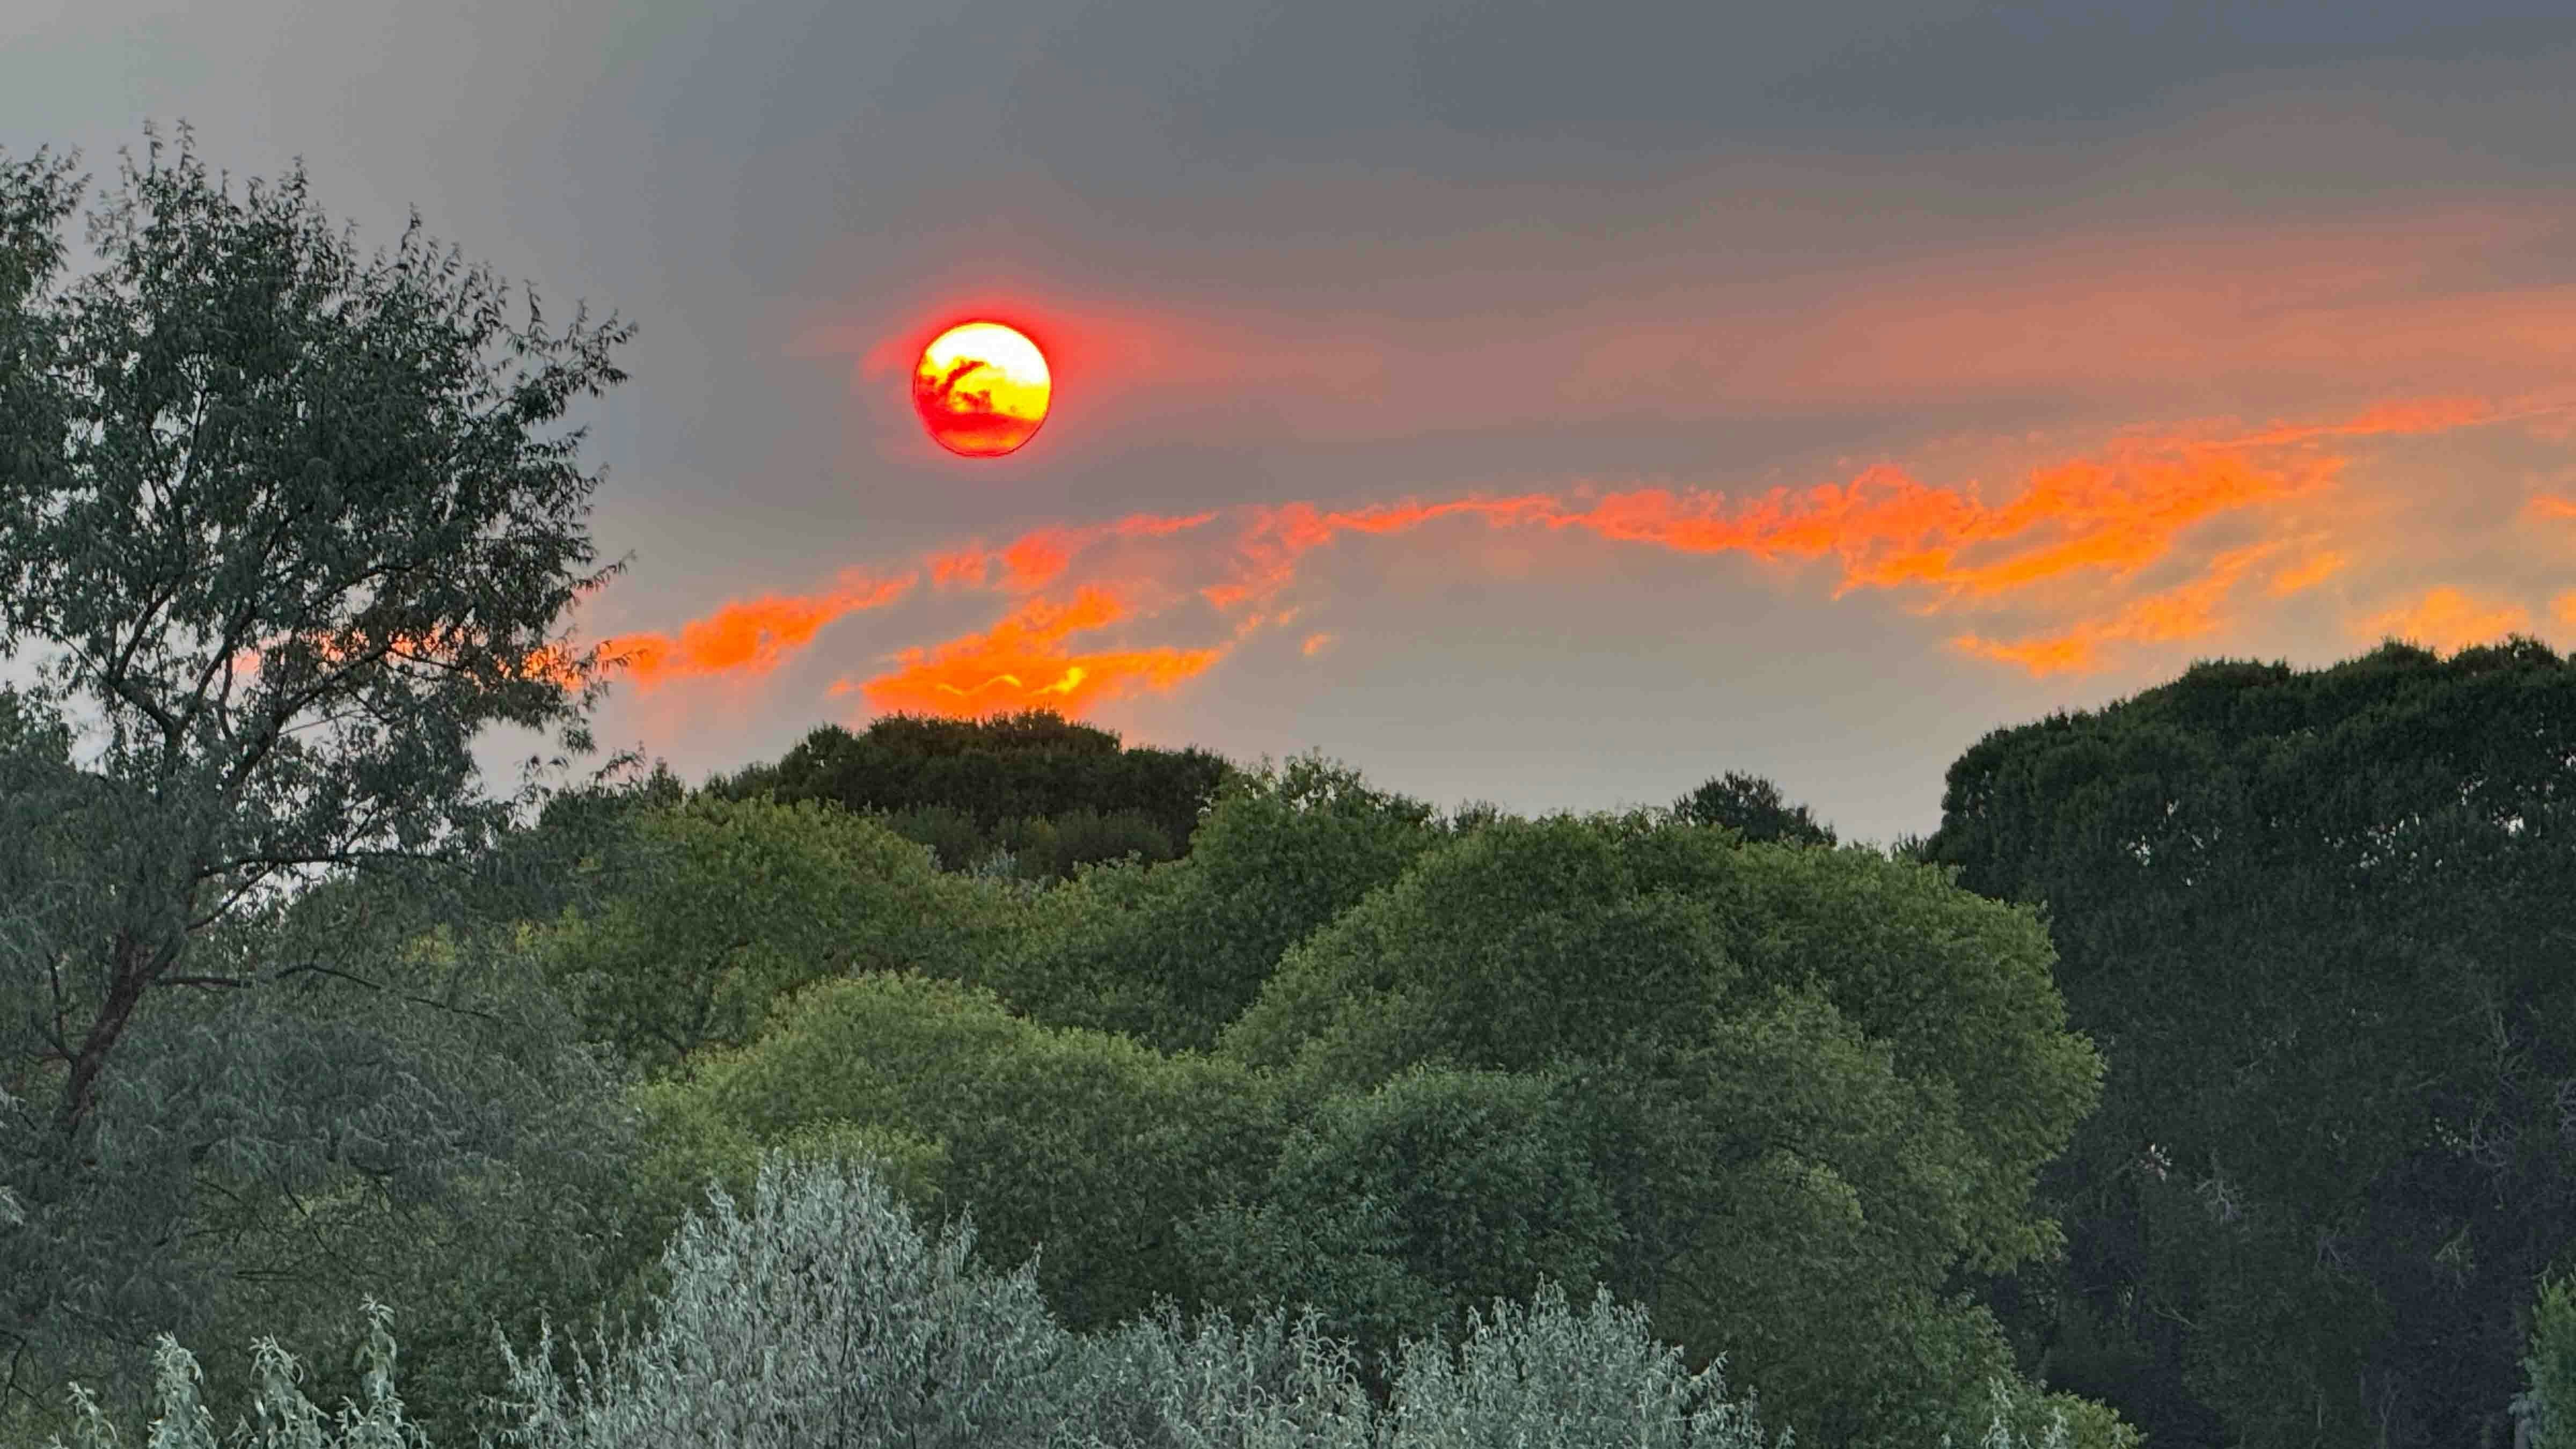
[52,926,162,1146]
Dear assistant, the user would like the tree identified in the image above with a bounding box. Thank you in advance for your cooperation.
[1917,635,2576,1449]
[704,707,1245,864]
[624,969,1297,1350]
[510,791,1017,1085]
[1670,770,1840,848]
[1213,807,2137,1449]
[1174,1058,1631,1409]
[980,750,1454,1054]
[0,127,641,1435]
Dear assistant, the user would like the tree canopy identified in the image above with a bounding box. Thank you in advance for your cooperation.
[1213,808,2117,1448]
[0,127,645,1434]
[704,707,1245,868]
[1669,769,1841,848]
[1918,634,2576,1449]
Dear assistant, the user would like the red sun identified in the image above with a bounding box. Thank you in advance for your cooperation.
[912,320,1052,457]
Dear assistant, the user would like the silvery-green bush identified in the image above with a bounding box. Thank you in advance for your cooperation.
[2522,1264,2576,1449]
[31,1144,2128,1449]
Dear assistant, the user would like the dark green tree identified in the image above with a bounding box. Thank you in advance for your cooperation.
[1670,770,1840,848]
[705,707,1245,863]
[0,127,647,1440]
[1919,634,2576,1449]
[986,803,1177,882]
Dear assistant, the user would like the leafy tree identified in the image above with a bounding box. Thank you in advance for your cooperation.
[0,127,641,1436]
[1439,796,1516,835]
[236,755,698,969]
[1917,635,2576,1449]
[626,969,1296,1347]
[979,751,1454,1053]
[510,792,1013,1084]
[1175,1059,1630,1411]
[703,707,1245,861]
[1214,808,2135,1449]
[1670,769,1841,848]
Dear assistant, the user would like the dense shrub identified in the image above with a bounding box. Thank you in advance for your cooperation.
[28,1147,2135,1449]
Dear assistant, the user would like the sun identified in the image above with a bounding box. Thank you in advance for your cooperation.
[912,320,1052,457]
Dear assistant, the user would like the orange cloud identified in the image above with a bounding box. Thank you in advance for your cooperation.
[1202,494,1564,609]
[844,585,1227,718]
[579,570,917,692]
[1194,419,2345,622]
[2348,587,2536,658]
[1946,541,2287,677]
[2215,396,2496,448]
[927,509,1219,591]
[2264,550,2348,598]
[233,390,2567,724]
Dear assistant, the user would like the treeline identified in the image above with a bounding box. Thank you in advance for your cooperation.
[529,711,1854,898]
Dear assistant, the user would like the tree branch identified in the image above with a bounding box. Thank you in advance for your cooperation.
[245,960,507,1025]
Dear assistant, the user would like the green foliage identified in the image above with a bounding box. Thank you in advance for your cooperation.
[0,891,664,1449]
[700,708,1244,863]
[563,1089,957,1392]
[26,1146,2127,1449]
[990,806,1180,883]
[1919,633,2576,1448]
[960,843,1203,1037]
[640,970,1294,1342]
[33,1296,434,1449]
[1670,771,1841,849]
[1216,809,2117,1449]
[2524,1265,2576,1448]
[984,751,1452,1053]
[513,793,996,1084]
[1437,797,1516,835]
[861,801,995,873]
[474,1148,1088,1449]
[0,124,636,1435]
[1175,1061,1629,1406]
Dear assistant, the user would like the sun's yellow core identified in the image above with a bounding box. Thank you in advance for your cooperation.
[912,321,1052,457]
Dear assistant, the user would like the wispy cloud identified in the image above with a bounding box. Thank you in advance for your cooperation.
[835,584,1228,718]
[229,391,2576,716]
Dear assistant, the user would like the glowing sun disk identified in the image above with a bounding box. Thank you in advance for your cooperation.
[912,320,1052,457]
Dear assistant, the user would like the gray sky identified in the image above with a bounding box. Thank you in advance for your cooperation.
[7,0,2576,852]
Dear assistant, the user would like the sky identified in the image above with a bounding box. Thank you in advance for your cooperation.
[5,0,2576,855]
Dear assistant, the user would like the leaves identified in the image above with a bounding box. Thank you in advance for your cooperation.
[1921,634,2576,1447]
[0,125,637,1441]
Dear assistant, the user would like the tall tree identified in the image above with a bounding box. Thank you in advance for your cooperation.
[1670,770,1841,849]
[709,707,1245,859]
[1919,635,2576,1449]
[1216,806,2133,1449]
[984,751,1453,1055]
[0,128,642,1433]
